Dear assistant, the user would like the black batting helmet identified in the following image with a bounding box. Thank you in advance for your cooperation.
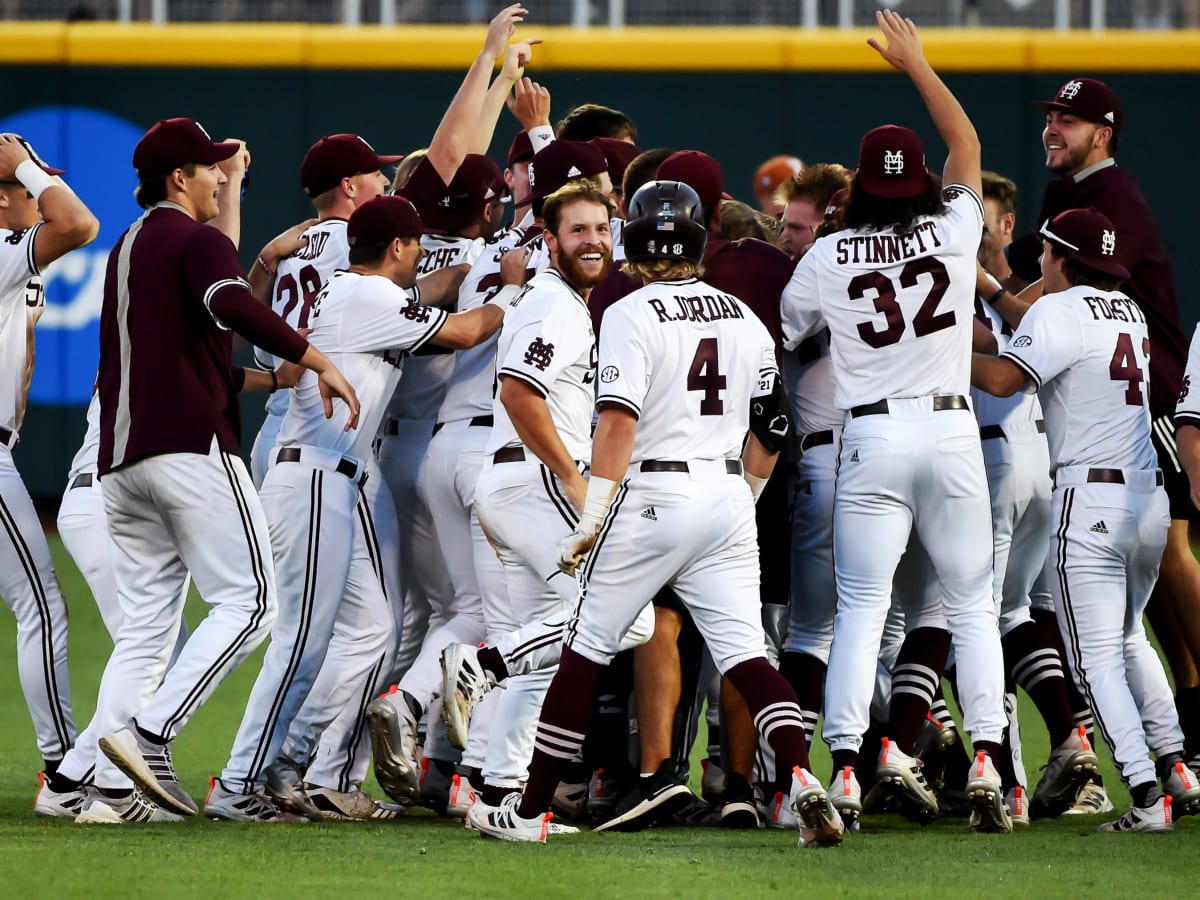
[622,180,708,265]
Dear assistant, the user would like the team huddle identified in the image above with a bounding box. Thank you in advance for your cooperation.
[6,5,1200,845]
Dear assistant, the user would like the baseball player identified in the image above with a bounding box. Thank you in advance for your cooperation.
[972,208,1200,833]
[49,118,358,825]
[0,133,96,815]
[468,180,841,847]
[247,134,399,487]
[210,195,511,820]
[779,12,1010,833]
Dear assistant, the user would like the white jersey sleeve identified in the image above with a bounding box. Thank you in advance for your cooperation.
[1175,323,1200,430]
[1000,297,1085,393]
[595,301,650,417]
[780,249,826,351]
[329,273,449,356]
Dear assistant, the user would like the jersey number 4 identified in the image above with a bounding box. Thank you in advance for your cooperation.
[688,338,726,415]
[849,257,954,348]
[1110,332,1151,407]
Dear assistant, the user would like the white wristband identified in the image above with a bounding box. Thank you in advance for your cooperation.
[981,269,1003,295]
[15,160,56,200]
[527,126,555,154]
[580,475,619,532]
[487,284,521,313]
[745,473,769,504]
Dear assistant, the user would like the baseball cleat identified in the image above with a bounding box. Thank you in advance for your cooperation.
[98,723,197,816]
[831,766,863,833]
[365,691,420,806]
[966,752,1013,834]
[1030,726,1099,819]
[441,643,494,751]
[759,790,798,829]
[447,773,475,820]
[790,767,844,848]
[75,787,185,825]
[305,785,402,821]
[719,773,760,830]
[469,792,552,843]
[35,771,86,818]
[418,756,455,815]
[1064,780,1114,815]
[593,760,693,833]
[1005,785,1030,827]
[586,767,624,824]
[1098,795,1173,834]
[875,737,938,823]
[265,756,322,821]
[203,777,309,823]
[1164,761,1200,818]
[913,715,958,792]
[551,779,589,821]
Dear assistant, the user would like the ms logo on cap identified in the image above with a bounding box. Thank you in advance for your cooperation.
[883,150,905,175]
[1060,80,1084,99]
[1101,230,1117,256]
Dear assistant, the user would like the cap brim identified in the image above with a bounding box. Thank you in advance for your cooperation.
[376,154,405,166]
[1039,222,1131,279]
[197,140,242,165]
[1033,99,1108,125]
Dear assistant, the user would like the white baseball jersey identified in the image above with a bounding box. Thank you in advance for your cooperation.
[781,328,840,435]
[257,219,350,417]
[780,185,984,409]
[972,297,1043,430]
[0,224,43,431]
[486,267,597,462]
[610,218,626,264]
[1174,323,1200,430]
[438,225,546,424]
[597,277,776,463]
[385,233,484,421]
[1001,285,1156,471]
[278,271,448,460]
[68,389,101,479]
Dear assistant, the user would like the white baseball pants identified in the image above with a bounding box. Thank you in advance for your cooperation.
[249,409,283,490]
[784,431,840,662]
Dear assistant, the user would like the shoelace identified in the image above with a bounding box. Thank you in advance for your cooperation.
[145,743,180,784]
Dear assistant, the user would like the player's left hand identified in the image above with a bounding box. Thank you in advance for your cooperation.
[500,38,543,82]
[484,3,528,61]
[218,139,251,178]
[557,527,598,576]
[0,133,32,180]
[318,365,360,431]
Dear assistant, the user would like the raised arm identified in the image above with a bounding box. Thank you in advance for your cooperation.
[475,39,543,155]
[868,10,980,197]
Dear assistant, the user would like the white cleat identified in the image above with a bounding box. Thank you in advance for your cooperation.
[1063,781,1114,815]
[759,790,799,829]
[447,774,475,821]
[35,772,86,818]
[830,766,862,834]
[76,788,186,825]
[1098,796,1173,834]
[1163,761,1200,817]
[1030,726,1099,819]
[1005,785,1030,827]
[966,752,1013,834]
[441,643,495,751]
[876,737,938,823]
[98,724,197,817]
[305,785,402,821]
[365,691,421,805]
[790,767,843,848]
[469,792,553,843]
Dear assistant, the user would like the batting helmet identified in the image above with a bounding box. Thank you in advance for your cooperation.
[622,180,707,265]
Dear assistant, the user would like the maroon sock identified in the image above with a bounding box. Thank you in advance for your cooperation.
[723,656,811,773]
[780,650,826,749]
[516,646,604,819]
[888,628,951,754]
[1003,621,1074,746]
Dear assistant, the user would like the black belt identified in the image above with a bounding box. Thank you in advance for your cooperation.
[640,459,743,475]
[432,414,493,437]
[1085,468,1164,486]
[69,473,94,490]
[493,446,526,464]
[800,430,835,453]
[276,447,367,487]
[0,426,16,449]
[980,419,1046,441]
[850,394,968,418]
[382,418,439,437]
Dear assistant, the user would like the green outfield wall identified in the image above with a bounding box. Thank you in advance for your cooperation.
[5,24,1194,497]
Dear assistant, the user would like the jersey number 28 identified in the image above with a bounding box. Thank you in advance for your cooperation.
[278,264,323,328]
[849,257,954,348]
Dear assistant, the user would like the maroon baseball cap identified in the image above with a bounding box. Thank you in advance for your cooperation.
[133,118,241,180]
[507,131,534,168]
[1036,78,1123,135]
[520,140,608,206]
[1039,208,1130,280]
[15,136,64,176]
[347,195,423,248]
[657,150,726,221]
[422,154,508,234]
[855,125,928,199]
[590,138,640,190]
[300,134,404,198]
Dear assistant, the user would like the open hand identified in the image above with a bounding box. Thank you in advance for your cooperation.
[484,4,528,60]
[867,9,925,72]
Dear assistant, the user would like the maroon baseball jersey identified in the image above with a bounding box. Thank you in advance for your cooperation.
[98,203,309,474]
[590,232,795,355]
[1009,162,1186,415]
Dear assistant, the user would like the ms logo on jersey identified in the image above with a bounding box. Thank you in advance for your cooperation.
[1012,335,1032,347]
[883,150,905,174]
[401,297,432,323]
[1101,230,1117,257]
[524,337,555,371]
[0,106,144,404]
[1181,375,1192,403]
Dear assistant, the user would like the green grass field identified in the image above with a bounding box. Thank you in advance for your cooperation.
[0,538,1194,897]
